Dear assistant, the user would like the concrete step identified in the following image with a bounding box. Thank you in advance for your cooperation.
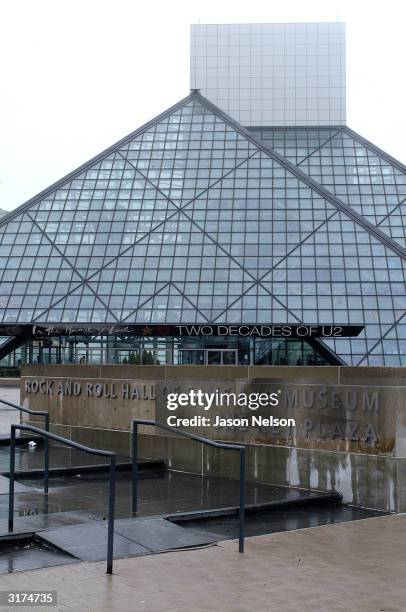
[1,458,165,479]
[166,490,342,522]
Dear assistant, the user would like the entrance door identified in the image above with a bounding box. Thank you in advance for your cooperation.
[222,349,238,365]
[205,349,237,365]
[177,349,205,365]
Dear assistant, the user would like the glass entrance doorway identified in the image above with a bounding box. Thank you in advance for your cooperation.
[177,348,238,365]
[205,349,237,365]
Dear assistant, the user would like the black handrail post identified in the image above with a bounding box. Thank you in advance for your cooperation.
[239,447,246,553]
[44,413,50,495]
[8,425,16,533]
[107,454,116,574]
[7,423,116,574]
[132,421,138,514]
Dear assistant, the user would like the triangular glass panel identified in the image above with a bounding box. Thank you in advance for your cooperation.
[28,156,179,277]
[292,130,406,244]
[33,284,116,324]
[182,152,339,278]
[261,210,406,364]
[118,101,258,206]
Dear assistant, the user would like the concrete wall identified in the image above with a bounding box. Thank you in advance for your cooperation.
[20,364,406,511]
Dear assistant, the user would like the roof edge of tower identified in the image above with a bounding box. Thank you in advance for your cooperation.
[248,124,406,173]
[0,92,197,229]
[247,125,344,131]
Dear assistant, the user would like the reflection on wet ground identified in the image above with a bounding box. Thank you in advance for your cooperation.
[0,447,389,574]
[0,444,132,474]
[0,437,387,534]
[177,504,386,538]
[0,389,390,576]
[0,465,387,575]
[1,470,317,522]
[0,467,386,541]
[0,465,386,574]
[0,536,78,574]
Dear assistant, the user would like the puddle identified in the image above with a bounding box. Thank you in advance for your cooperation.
[0,534,77,574]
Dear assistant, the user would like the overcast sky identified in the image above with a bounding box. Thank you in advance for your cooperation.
[1,0,405,212]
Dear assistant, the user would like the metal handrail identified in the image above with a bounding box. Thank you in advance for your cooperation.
[131,418,246,553]
[8,424,117,574]
[0,399,50,494]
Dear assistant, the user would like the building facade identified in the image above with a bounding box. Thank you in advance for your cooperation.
[0,23,405,370]
[6,22,406,512]
[190,22,346,126]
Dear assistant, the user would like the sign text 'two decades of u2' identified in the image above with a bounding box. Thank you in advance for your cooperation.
[1,323,364,338]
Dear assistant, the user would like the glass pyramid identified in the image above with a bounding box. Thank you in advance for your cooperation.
[1,92,405,365]
[250,126,406,248]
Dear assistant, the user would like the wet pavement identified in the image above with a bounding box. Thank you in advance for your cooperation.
[0,437,386,566]
[177,503,386,539]
[0,470,341,524]
[0,467,385,575]
[0,475,32,494]
[0,535,77,575]
[0,386,390,581]
[38,517,218,562]
[0,479,385,575]
[0,471,296,521]
[0,444,134,475]
[0,514,403,611]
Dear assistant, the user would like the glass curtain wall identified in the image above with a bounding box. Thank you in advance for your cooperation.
[9,336,329,366]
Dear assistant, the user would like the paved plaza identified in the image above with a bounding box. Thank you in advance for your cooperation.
[0,514,404,611]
